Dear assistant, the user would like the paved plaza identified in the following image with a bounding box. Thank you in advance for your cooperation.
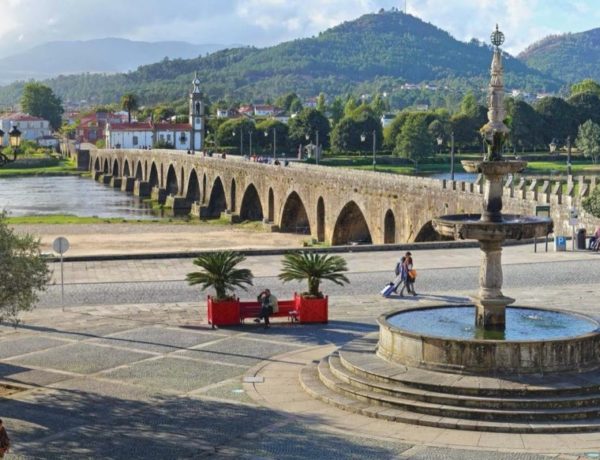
[0,245,599,458]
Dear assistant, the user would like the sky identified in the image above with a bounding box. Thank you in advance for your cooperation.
[0,0,599,58]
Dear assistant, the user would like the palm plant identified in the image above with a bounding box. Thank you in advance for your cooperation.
[279,252,349,298]
[120,93,138,124]
[187,251,253,301]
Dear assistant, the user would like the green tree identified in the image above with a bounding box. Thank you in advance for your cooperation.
[576,119,600,164]
[186,251,253,301]
[279,252,349,298]
[216,118,256,153]
[331,107,382,153]
[395,114,434,167]
[505,98,544,151]
[582,186,600,218]
[0,212,50,324]
[316,93,327,113]
[120,93,138,124]
[329,96,345,127]
[570,79,600,98]
[534,97,578,145]
[370,94,388,117]
[276,92,301,112]
[20,82,64,130]
[344,98,357,117]
[288,108,331,150]
[255,119,289,155]
[567,92,600,127]
[459,91,480,117]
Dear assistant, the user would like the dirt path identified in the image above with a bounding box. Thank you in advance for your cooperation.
[11,223,307,256]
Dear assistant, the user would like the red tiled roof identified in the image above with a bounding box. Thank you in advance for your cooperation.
[108,122,154,132]
[1,112,46,122]
[154,123,192,131]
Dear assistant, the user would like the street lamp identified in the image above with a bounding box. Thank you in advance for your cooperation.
[566,136,572,176]
[450,131,455,181]
[0,126,22,167]
[305,130,319,164]
[265,128,277,162]
[549,140,557,155]
[232,128,243,156]
[437,136,443,155]
[361,131,377,171]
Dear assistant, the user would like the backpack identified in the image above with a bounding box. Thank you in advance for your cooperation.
[394,262,401,276]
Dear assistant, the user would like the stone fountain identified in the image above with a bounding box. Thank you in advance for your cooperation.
[300,26,600,433]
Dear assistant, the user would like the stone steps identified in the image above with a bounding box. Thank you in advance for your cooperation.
[319,358,600,422]
[299,363,600,433]
[329,354,600,411]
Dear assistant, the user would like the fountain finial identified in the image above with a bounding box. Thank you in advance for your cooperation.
[481,24,509,161]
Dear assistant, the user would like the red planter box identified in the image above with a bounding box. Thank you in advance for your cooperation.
[207,296,240,327]
[294,293,328,323]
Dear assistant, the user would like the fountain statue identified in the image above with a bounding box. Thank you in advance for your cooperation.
[432,25,551,331]
[301,26,600,433]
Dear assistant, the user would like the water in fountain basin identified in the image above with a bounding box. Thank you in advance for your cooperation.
[388,306,598,341]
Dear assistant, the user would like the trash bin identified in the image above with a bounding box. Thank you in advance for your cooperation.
[577,228,587,250]
[554,235,566,252]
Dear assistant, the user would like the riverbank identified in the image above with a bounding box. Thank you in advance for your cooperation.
[10,222,308,256]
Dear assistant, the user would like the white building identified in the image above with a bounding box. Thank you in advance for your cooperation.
[0,113,52,146]
[105,75,204,151]
[381,113,396,128]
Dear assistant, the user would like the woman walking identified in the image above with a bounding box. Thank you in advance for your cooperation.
[400,252,417,296]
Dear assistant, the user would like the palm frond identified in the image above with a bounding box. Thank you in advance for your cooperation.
[187,251,253,299]
[279,251,349,296]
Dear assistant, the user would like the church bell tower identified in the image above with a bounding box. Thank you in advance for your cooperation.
[189,72,204,151]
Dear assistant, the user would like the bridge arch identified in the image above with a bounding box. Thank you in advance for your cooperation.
[202,173,207,204]
[166,165,178,196]
[317,197,325,242]
[94,157,100,172]
[280,191,311,234]
[332,201,372,245]
[207,177,227,218]
[268,188,274,222]
[103,158,109,174]
[384,210,396,244]
[112,159,119,176]
[414,220,449,242]
[230,179,237,213]
[180,167,185,195]
[186,170,201,202]
[123,159,131,177]
[239,184,263,221]
[144,160,148,179]
[134,162,143,180]
[149,163,159,188]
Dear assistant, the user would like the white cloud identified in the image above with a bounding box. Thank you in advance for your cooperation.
[0,0,598,59]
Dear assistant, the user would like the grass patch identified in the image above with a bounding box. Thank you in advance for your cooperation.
[5,215,148,225]
[0,158,79,177]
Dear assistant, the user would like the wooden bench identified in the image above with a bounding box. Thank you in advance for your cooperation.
[239,299,298,323]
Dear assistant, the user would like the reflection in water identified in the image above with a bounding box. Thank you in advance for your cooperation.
[388,306,599,341]
[0,176,158,220]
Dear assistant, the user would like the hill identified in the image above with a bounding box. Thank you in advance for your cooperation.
[0,12,559,107]
[518,28,600,83]
[0,38,229,85]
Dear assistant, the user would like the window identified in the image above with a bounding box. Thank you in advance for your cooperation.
[179,133,187,144]
[167,134,171,142]
[133,135,139,146]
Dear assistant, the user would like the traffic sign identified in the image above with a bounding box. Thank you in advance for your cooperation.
[53,237,70,255]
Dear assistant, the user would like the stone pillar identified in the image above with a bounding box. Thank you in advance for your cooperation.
[473,239,515,330]
[540,180,550,203]
[134,180,151,198]
[551,181,562,205]
[528,179,538,201]
[165,195,192,216]
[93,171,102,181]
[110,176,122,189]
[121,177,135,192]
[482,175,504,222]
[151,187,167,204]
[101,174,113,185]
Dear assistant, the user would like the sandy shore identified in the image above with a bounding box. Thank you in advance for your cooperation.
[11,223,307,256]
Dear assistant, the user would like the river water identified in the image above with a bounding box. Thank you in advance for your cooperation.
[0,176,157,219]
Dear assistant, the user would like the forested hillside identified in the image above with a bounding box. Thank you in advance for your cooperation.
[0,11,560,107]
[519,28,600,83]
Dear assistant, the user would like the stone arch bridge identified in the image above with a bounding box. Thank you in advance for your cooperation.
[89,149,597,246]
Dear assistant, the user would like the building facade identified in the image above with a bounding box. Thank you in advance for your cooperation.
[0,113,52,146]
[105,76,204,151]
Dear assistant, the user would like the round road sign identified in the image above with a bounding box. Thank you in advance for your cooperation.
[53,237,70,255]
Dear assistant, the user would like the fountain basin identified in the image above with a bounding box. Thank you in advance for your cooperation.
[378,306,600,374]
[433,214,553,241]
[462,159,527,176]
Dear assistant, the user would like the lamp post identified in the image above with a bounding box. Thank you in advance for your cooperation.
[265,128,277,161]
[549,139,557,155]
[450,131,455,181]
[0,126,22,167]
[566,136,572,176]
[248,130,253,157]
[305,130,320,164]
[232,127,243,156]
[437,136,443,155]
[361,131,377,171]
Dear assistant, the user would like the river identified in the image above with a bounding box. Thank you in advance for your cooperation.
[0,176,157,219]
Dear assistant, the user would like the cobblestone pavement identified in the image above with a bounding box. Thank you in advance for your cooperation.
[0,247,598,459]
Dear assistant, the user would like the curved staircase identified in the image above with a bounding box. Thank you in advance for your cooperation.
[300,335,600,433]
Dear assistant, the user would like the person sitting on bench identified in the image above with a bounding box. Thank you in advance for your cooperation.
[255,289,278,328]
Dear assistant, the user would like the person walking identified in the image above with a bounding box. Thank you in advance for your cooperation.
[399,252,417,296]
[255,289,278,328]
[0,419,10,458]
